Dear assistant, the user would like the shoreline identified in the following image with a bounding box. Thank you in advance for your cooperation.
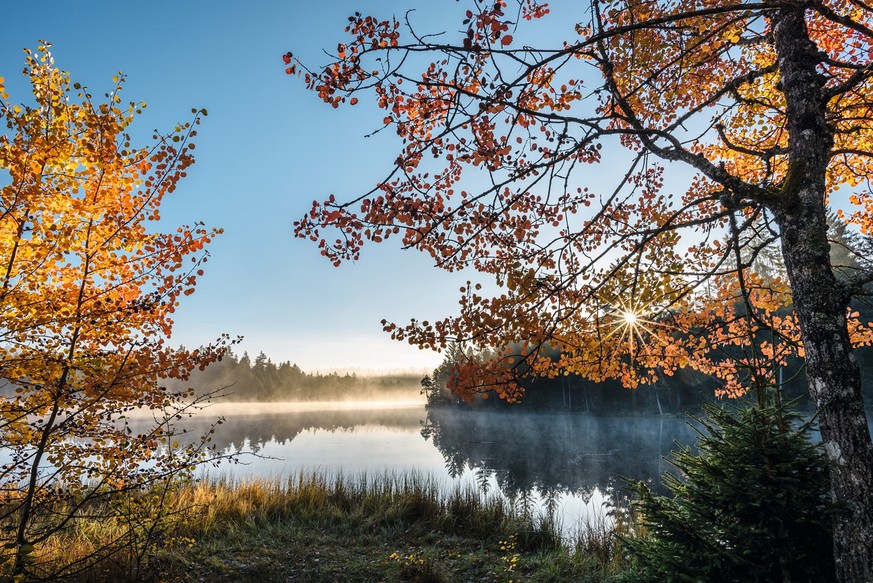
[29,473,637,582]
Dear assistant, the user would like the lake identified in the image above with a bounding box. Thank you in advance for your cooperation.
[183,400,705,533]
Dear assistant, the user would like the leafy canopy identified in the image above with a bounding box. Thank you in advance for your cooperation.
[288,0,873,399]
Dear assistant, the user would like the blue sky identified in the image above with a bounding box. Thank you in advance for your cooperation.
[1,0,473,372]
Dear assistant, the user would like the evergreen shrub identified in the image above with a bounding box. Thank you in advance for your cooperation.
[625,402,836,582]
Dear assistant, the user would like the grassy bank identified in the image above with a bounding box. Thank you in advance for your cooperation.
[31,473,639,582]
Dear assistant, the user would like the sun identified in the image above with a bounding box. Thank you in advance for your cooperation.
[598,299,673,365]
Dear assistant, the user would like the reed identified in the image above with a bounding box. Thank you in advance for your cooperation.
[14,472,636,582]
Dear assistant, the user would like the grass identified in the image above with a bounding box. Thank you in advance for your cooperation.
[16,473,639,582]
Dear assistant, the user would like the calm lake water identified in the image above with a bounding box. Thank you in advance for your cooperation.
[185,400,705,532]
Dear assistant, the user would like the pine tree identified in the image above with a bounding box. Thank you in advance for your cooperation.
[626,402,836,582]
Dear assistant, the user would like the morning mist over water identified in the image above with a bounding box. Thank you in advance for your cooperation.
[155,349,873,534]
[165,397,698,531]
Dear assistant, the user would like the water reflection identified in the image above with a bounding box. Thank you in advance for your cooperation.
[421,407,701,499]
[180,401,707,528]
[179,400,425,453]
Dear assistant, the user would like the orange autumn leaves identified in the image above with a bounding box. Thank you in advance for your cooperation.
[289,0,873,400]
[0,46,227,494]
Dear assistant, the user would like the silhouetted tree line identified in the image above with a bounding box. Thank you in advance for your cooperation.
[179,350,421,402]
[422,301,873,415]
[421,349,728,415]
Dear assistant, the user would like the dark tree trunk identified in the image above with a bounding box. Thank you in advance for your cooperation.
[777,200,873,583]
[772,7,873,581]
[777,203,873,583]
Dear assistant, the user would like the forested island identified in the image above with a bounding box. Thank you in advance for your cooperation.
[420,339,873,415]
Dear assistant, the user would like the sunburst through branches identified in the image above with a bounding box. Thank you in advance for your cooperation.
[600,297,674,370]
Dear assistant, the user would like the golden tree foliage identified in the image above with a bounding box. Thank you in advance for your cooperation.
[0,45,229,578]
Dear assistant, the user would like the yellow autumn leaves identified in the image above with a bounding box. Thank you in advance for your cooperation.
[0,45,230,577]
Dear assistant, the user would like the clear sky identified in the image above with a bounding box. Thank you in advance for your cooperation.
[1,1,477,373]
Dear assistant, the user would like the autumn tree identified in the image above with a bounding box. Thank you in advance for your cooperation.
[284,0,873,581]
[0,45,229,578]
[287,0,873,578]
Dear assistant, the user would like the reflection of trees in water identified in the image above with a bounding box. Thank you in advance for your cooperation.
[168,403,705,514]
[172,406,425,452]
[421,408,701,506]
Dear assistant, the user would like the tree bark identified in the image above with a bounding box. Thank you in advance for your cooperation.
[777,197,873,583]
[777,202,873,583]
[772,6,873,581]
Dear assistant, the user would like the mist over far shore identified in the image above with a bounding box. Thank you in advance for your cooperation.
[161,349,427,403]
[301,366,431,377]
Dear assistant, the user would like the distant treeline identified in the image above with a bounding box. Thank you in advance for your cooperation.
[180,351,422,402]
[422,335,873,416]
[421,348,728,415]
